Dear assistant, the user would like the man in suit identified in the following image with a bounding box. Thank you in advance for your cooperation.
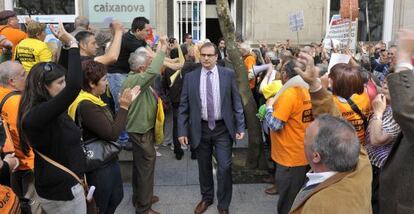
[379,30,414,214]
[178,42,245,214]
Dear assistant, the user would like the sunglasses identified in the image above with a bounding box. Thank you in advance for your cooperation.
[43,63,54,72]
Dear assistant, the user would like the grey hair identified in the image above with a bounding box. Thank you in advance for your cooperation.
[0,61,21,86]
[129,47,149,71]
[312,115,360,172]
[74,16,89,29]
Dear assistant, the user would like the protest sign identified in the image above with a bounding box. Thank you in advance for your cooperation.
[324,14,358,51]
[328,53,351,73]
[288,10,304,32]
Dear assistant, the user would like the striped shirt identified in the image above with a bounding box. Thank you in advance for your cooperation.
[200,66,221,121]
[365,106,401,168]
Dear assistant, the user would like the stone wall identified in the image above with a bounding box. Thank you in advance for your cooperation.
[242,0,328,45]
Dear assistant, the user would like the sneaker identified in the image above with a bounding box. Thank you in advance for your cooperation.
[156,150,162,157]
[170,144,174,151]
[181,144,188,150]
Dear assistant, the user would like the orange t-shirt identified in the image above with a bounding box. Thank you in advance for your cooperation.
[0,25,27,52]
[244,55,256,89]
[0,87,34,171]
[0,185,20,213]
[333,92,371,144]
[270,87,313,167]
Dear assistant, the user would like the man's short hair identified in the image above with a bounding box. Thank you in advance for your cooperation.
[75,31,95,43]
[0,61,21,86]
[199,42,218,55]
[129,47,149,71]
[313,115,360,172]
[131,17,149,33]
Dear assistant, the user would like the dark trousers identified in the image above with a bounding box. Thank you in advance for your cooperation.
[11,169,33,199]
[129,131,156,214]
[372,165,380,214]
[87,162,124,214]
[172,106,184,156]
[197,120,233,209]
[275,163,309,214]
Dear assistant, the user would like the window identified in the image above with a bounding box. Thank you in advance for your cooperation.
[330,0,385,41]
[174,0,205,43]
[13,0,75,15]
[5,0,78,22]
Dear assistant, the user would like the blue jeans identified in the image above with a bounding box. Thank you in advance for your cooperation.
[107,73,129,143]
[86,162,124,214]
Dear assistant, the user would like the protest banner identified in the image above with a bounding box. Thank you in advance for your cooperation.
[288,10,304,44]
[323,14,358,51]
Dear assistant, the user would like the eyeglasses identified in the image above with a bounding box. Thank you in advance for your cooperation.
[200,54,216,58]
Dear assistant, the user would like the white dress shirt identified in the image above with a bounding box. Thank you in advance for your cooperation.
[200,65,221,121]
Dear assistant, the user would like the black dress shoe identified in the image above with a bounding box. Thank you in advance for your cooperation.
[175,153,183,160]
[191,152,197,160]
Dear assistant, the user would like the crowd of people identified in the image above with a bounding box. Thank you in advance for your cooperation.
[0,8,413,214]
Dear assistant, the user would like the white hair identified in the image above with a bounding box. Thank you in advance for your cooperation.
[0,61,22,86]
[129,47,149,71]
[239,42,250,51]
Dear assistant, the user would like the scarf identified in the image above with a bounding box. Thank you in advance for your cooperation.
[68,90,107,120]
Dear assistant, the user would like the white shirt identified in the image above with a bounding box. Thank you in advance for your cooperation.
[200,65,221,121]
[305,171,337,187]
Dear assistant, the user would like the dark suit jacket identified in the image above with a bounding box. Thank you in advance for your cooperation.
[379,70,414,213]
[177,65,245,148]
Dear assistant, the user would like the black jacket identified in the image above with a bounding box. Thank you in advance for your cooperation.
[108,30,147,74]
[22,48,85,201]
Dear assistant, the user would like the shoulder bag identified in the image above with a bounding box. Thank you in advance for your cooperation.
[34,150,98,214]
[76,106,121,172]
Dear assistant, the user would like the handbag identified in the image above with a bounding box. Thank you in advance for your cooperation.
[75,107,121,172]
[34,150,98,214]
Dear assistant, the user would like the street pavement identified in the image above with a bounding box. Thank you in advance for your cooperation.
[115,145,278,214]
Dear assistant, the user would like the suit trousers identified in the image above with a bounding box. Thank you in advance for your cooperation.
[275,163,309,214]
[196,120,233,209]
[129,131,156,214]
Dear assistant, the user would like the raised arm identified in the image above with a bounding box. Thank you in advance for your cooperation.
[294,52,341,117]
[95,21,124,65]
[25,23,82,127]
[387,30,414,141]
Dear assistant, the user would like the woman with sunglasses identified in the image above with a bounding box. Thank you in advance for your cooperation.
[17,23,87,213]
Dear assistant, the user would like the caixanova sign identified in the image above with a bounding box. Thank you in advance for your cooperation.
[88,0,154,25]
